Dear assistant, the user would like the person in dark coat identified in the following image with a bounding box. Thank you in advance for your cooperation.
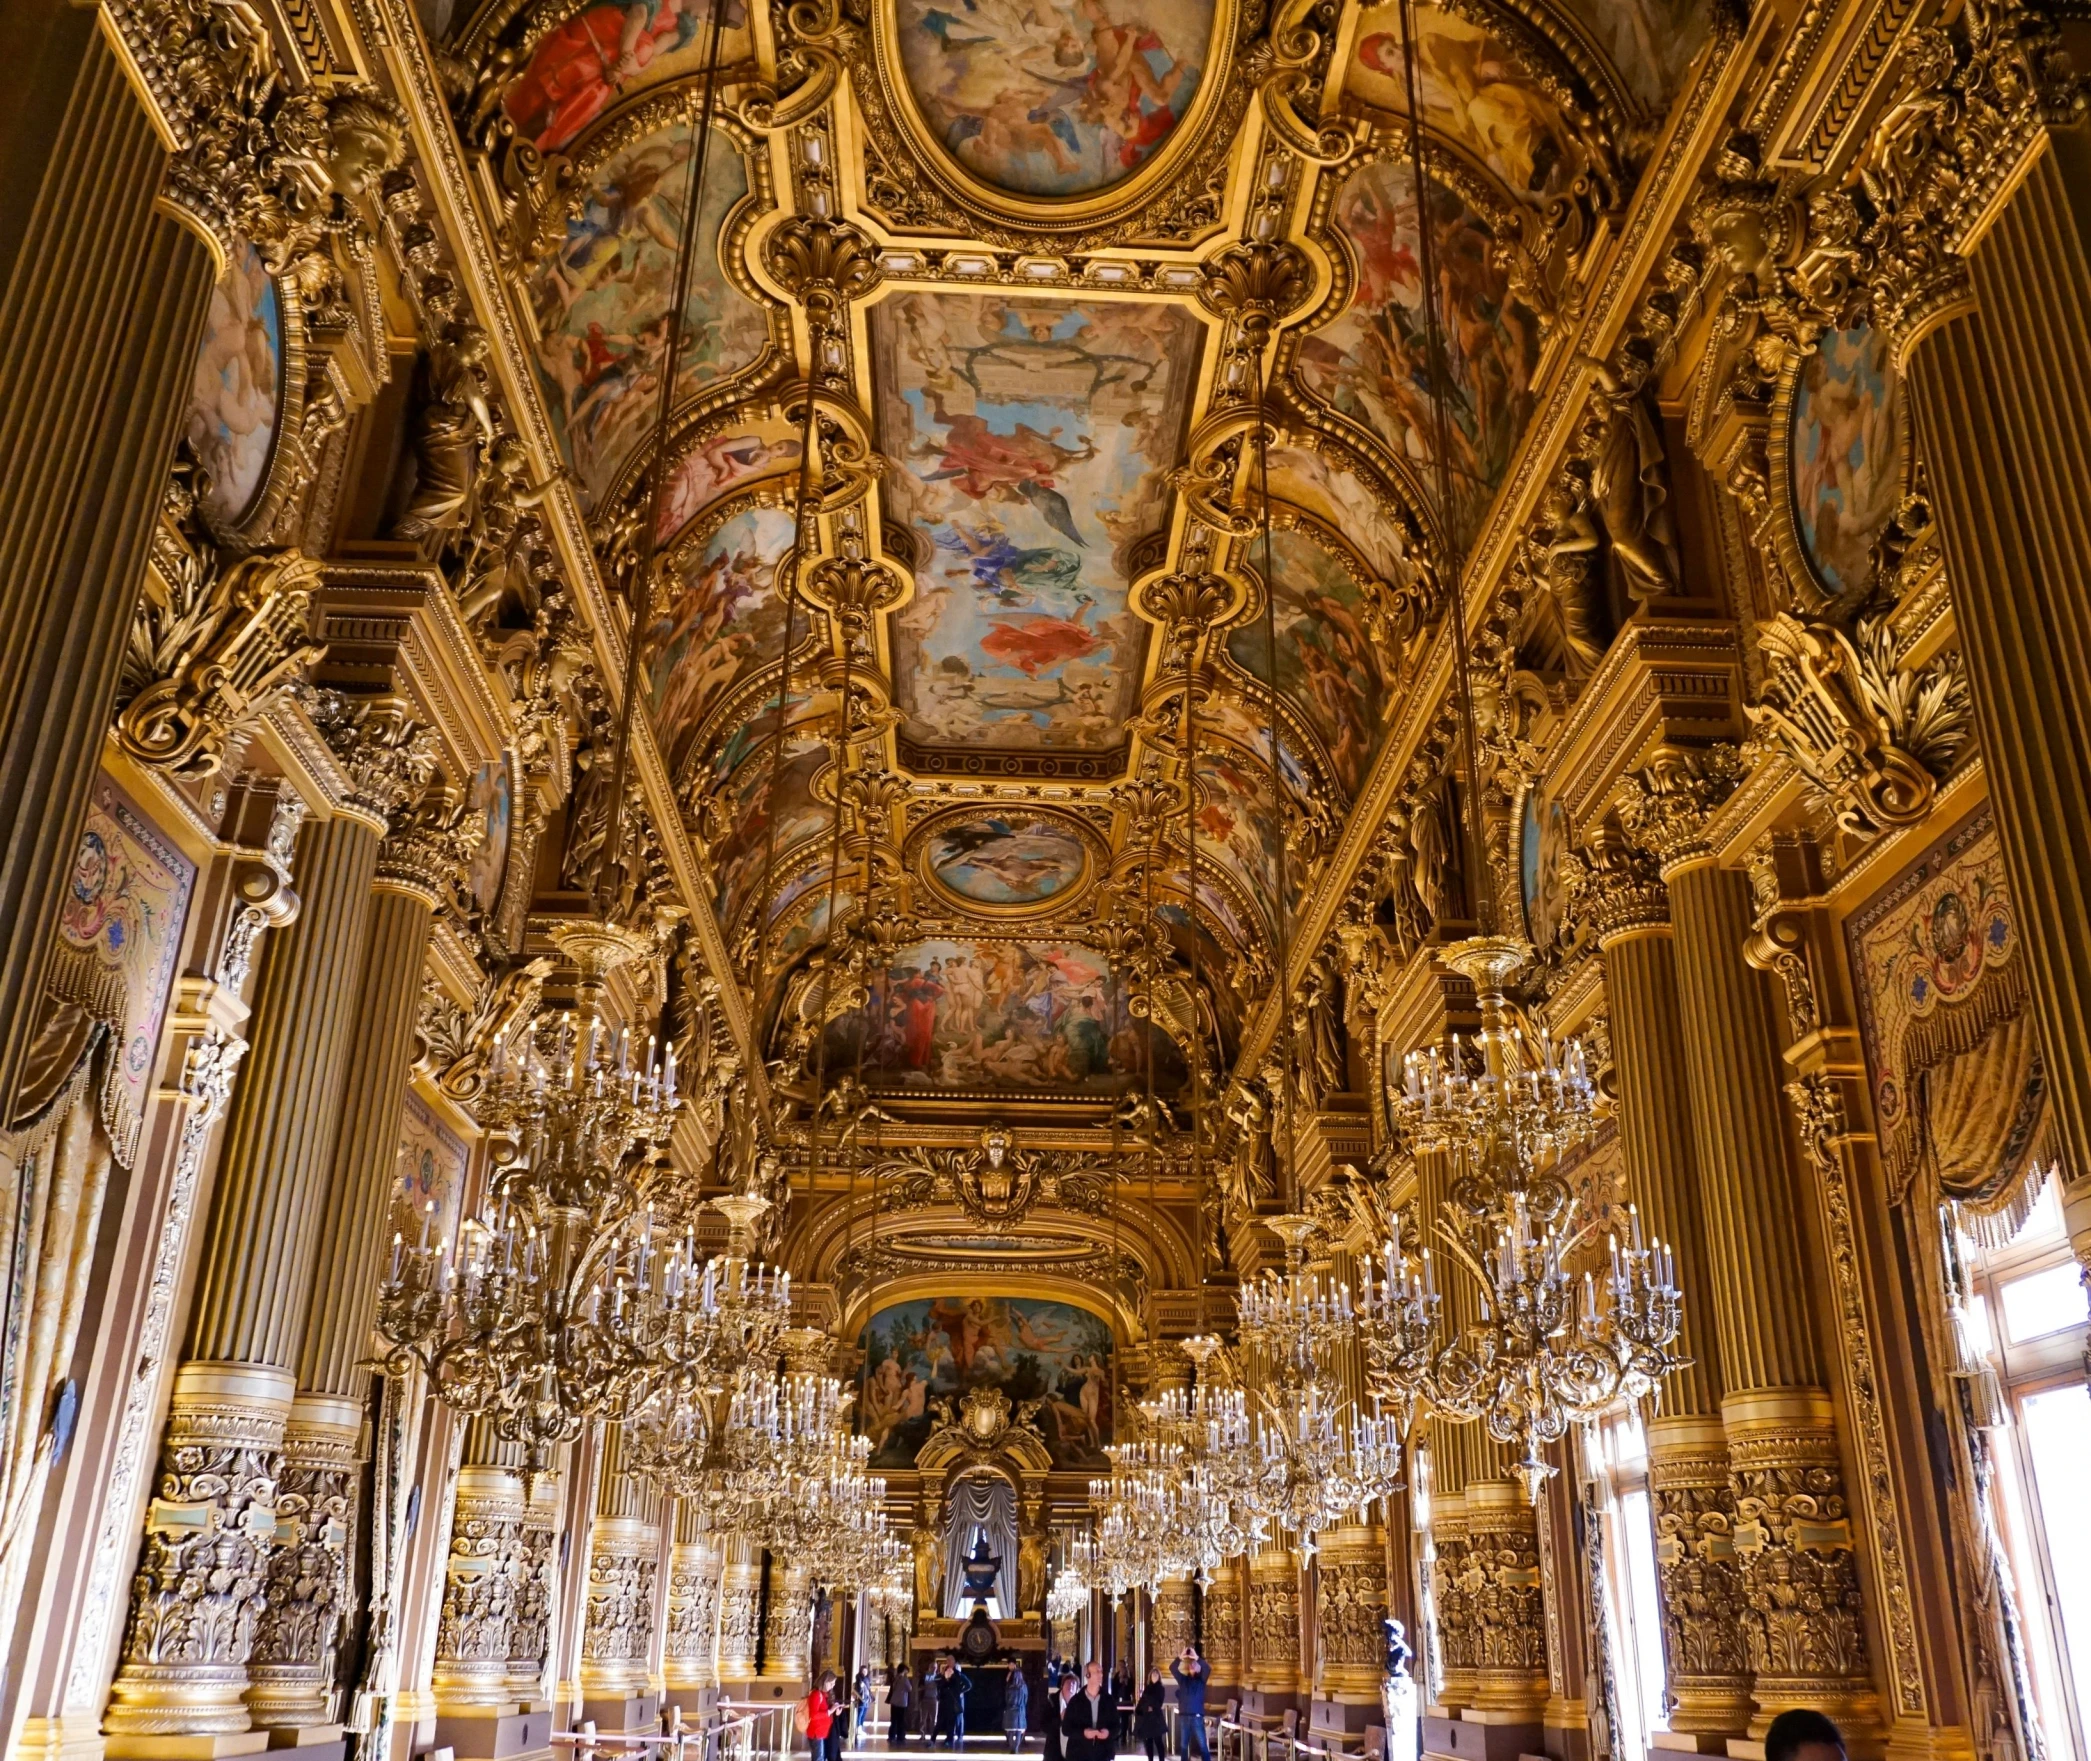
[1004,1666,1030,1752]
[1046,1673,1079,1761]
[1064,1661,1116,1761]
[936,1657,970,1749]
[890,1665,915,1745]
[1110,1662,1133,1749]
[1133,1670,1167,1761]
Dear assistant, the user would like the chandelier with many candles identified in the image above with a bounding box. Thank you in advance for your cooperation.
[1362,937,1684,1500]
[1233,1218,1404,1556]
[377,929,698,1448]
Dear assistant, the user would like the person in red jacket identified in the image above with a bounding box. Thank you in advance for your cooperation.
[804,1671,840,1761]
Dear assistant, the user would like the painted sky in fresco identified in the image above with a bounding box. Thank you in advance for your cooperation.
[529,122,768,509]
[645,504,797,777]
[893,0,1212,196]
[874,292,1197,753]
[1297,158,1538,540]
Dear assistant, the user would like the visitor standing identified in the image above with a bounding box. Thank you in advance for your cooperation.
[1004,1666,1030,1752]
[803,1671,840,1761]
[1046,1672,1079,1761]
[1133,1670,1166,1761]
[890,1664,914,1745]
[937,1657,970,1749]
[1065,1661,1116,1761]
[1169,1649,1210,1761]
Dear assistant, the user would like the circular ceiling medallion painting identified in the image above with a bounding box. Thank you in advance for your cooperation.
[920,811,1092,909]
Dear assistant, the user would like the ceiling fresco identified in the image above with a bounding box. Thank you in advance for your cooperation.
[870,291,1199,760]
[450,0,1714,1121]
[527,117,773,509]
[890,0,1217,196]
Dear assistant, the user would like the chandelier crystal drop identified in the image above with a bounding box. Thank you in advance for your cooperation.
[1364,936,1686,1501]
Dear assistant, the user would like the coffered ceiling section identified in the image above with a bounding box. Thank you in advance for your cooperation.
[452,0,1713,1113]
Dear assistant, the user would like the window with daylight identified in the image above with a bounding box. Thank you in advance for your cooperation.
[1588,1411,1669,1761]
[1956,1175,2091,1758]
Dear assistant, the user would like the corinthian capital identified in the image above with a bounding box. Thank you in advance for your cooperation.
[1616,743,1742,871]
[1852,0,2084,355]
[313,691,442,823]
[1566,822,1669,942]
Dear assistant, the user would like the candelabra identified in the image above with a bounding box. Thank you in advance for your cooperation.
[377,992,686,1448]
[1046,1531,1097,1626]
[1366,936,1685,1500]
[1246,1381,1404,1557]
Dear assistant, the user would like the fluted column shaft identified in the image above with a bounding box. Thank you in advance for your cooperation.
[1599,920,1750,1737]
[1905,145,2091,1185]
[0,28,211,1123]
[105,814,382,1740]
[250,879,438,1726]
[1666,861,1820,1394]
[1664,857,1871,1735]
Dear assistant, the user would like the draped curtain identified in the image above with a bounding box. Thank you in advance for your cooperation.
[941,1474,1018,1617]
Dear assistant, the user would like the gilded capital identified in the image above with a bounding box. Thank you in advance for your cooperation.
[1616,743,1742,872]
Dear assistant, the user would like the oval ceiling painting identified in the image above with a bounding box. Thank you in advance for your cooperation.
[1790,323,1904,600]
[893,0,1214,196]
[923,811,1091,908]
[187,239,283,528]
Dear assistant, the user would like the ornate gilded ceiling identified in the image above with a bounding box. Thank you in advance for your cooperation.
[436,0,1715,1123]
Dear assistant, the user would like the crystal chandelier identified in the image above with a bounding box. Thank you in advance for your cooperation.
[1364,937,1685,1500]
[1229,1219,1404,1556]
[1046,1532,1095,1625]
[1091,1435,1189,1597]
[1139,1338,1264,1575]
[378,946,688,1447]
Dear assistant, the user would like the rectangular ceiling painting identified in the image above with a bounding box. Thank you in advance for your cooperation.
[871,292,1200,755]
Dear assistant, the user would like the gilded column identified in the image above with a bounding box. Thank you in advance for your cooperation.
[1461,1482,1548,1724]
[715,1539,762,1697]
[1883,124,2091,1189]
[1578,828,1750,1740]
[662,1505,724,1723]
[103,808,386,1745]
[1412,1142,1477,1714]
[1621,751,1873,1737]
[1311,1526,1389,1736]
[513,1469,562,1702]
[758,1559,814,1695]
[578,1427,663,1725]
[1202,1559,1244,1699]
[433,1424,533,1711]
[0,28,212,1122]
[1245,1546,1302,1715]
[248,816,444,1727]
[1153,1577,1194,1669]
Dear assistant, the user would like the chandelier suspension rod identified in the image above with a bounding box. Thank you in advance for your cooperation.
[1394,0,1492,934]
[1252,350,1299,1212]
[595,1,730,912]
